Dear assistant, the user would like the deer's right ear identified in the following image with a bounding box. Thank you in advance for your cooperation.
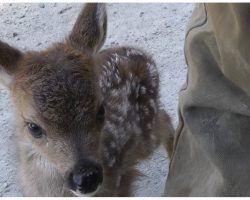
[0,40,23,88]
[67,3,107,54]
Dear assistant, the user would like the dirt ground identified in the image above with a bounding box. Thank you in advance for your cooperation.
[0,3,194,197]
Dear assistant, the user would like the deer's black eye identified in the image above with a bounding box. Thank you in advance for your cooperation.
[27,122,43,138]
[96,105,105,123]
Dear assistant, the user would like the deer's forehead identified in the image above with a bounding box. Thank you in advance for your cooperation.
[32,71,97,127]
[15,49,100,129]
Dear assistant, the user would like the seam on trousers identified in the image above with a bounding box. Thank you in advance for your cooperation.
[182,3,208,92]
[168,3,208,169]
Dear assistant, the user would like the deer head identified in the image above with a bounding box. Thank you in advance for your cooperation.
[0,3,107,196]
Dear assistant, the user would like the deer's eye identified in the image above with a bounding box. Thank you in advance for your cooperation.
[27,122,43,138]
[96,105,105,123]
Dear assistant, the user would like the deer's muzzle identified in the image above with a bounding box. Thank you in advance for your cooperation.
[68,159,103,196]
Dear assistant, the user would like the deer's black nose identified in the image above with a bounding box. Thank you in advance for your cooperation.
[69,160,103,194]
[72,169,102,194]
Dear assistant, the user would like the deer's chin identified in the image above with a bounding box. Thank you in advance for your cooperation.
[70,185,101,197]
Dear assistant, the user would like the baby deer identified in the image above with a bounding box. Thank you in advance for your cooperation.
[0,3,174,196]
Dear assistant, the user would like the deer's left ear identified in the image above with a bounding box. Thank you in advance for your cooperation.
[67,3,107,54]
[0,40,23,88]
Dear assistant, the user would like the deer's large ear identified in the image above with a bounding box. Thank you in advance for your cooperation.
[67,3,107,54]
[0,40,23,88]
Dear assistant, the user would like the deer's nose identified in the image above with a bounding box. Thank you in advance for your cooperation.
[69,160,103,195]
[72,169,103,194]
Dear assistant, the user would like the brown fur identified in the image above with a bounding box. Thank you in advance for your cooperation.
[0,3,174,197]
[158,110,175,158]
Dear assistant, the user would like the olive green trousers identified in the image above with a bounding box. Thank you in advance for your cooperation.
[165,3,250,196]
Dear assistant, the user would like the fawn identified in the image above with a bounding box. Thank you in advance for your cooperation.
[0,3,174,196]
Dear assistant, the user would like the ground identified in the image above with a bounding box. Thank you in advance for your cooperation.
[0,3,194,197]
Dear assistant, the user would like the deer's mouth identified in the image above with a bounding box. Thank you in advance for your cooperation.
[67,160,103,196]
[70,185,101,197]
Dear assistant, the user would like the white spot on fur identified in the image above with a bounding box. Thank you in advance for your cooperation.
[108,157,116,167]
[117,115,125,123]
[129,72,133,80]
[116,102,129,115]
[149,99,157,113]
[105,120,118,134]
[140,86,146,94]
[135,103,139,111]
[125,81,131,95]
[136,116,140,122]
[111,53,120,64]
[110,141,116,149]
[110,89,119,97]
[102,64,108,71]
[133,123,142,135]
[151,78,157,88]
[126,122,132,131]
[146,62,158,77]
[106,61,112,68]
[126,48,144,57]
[131,80,137,90]
[114,72,121,84]
[108,113,124,124]
[147,123,152,129]
[150,133,157,143]
[143,106,149,115]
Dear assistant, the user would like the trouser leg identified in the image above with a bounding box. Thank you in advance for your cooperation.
[165,3,250,196]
